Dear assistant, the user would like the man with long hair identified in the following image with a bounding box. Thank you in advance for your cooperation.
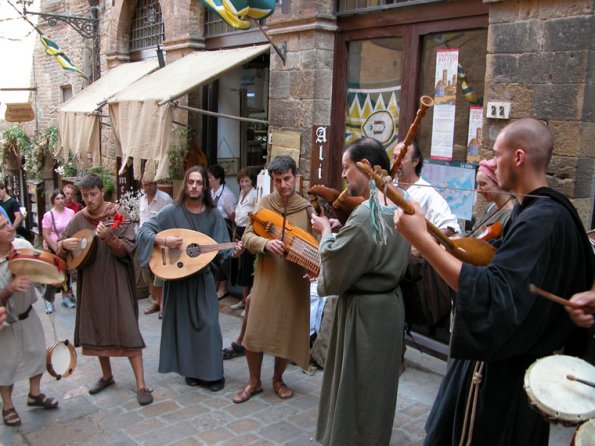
[137,166,239,392]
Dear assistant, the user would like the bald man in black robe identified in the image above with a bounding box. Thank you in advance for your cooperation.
[395,118,594,445]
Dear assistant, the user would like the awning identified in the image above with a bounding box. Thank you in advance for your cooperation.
[57,60,159,162]
[107,44,270,180]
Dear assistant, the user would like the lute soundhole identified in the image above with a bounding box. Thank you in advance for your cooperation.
[186,243,202,258]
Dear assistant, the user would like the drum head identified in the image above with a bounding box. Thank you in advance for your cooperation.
[575,418,595,446]
[8,258,65,285]
[524,355,595,425]
[47,341,77,379]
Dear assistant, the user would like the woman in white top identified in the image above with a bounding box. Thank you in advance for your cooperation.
[223,169,257,360]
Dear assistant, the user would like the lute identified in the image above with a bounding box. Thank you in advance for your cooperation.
[67,216,130,269]
[149,228,236,280]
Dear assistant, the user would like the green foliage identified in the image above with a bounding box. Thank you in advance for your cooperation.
[88,165,115,193]
[0,126,33,180]
[168,127,189,180]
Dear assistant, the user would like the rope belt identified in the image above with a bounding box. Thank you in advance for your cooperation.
[459,360,485,446]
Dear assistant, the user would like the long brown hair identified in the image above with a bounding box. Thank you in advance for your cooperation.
[175,165,215,209]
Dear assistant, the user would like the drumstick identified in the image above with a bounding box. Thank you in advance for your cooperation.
[566,374,595,388]
[529,284,582,309]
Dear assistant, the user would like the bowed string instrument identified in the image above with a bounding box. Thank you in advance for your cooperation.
[356,162,496,266]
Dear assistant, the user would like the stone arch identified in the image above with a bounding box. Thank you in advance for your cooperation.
[106,0,204,67]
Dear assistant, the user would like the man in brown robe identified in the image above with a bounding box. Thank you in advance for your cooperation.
[233,155,313,403]
[58,173,153,406]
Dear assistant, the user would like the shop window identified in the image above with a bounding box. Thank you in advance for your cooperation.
[240,66,269,166]
[337,0,442,15]
[417,29,487,162]
[345,37,403,156]
[129,0,164,53]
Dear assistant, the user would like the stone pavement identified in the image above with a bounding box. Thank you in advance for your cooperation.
[0,293,576,445]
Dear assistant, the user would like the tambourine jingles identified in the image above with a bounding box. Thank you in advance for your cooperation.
[8,248,66,285]
[46,339,77,380]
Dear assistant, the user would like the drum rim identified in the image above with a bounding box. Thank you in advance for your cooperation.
[524,355,595,424]
[46,340,77,380]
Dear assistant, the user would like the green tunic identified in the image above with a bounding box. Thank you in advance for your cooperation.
[316,202,410,446]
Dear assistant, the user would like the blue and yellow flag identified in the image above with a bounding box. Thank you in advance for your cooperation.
[201,0,276,30]
[40,34,89,80]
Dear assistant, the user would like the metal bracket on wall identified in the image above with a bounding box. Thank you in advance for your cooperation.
[250,18,286,64]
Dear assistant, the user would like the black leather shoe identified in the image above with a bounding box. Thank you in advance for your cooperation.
[208,378,225,392]
[185,377,200,386]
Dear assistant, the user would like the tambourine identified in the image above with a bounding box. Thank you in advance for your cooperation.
[524,355,595,426]
[46,339,77,380]
[8,248,66,285]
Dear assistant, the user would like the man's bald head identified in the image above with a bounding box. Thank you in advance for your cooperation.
[499,118,553,172]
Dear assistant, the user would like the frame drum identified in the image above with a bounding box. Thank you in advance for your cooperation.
[524,355,595,425]
[8,248,66,285]
[575,418,595,446]
[46,340,77,380]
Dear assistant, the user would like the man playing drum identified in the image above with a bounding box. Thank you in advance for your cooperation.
[57,174,153,406]
[0,215,59,426]
[395,118,595,445]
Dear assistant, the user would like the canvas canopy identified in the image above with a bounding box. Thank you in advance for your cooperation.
[107,44,270,181]
[57,60,159,162]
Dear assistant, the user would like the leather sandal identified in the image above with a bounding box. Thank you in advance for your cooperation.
[222,342,245,360]
[144,303,160,315]
[232,383,263,404]
[89,377,115,395]
[27,392,59,409]
[2,408,21,426]
[272,380,294,399]
[137,388,154,406]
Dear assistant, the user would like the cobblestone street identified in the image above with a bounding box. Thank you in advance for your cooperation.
[0,293,576,445]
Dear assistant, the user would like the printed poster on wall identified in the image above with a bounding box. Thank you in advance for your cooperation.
[345,85,401,157]
[430,48,459,161]
[466,106,483,163]
[423,160,476,221]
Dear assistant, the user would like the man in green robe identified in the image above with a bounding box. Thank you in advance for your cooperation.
[312,138,410,445]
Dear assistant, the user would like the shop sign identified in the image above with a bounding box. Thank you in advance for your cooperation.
[5,102,34,122]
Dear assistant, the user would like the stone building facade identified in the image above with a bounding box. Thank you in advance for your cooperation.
[24,0,594,228]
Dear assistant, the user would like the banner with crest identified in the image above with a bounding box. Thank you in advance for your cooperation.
[345,85,400,156]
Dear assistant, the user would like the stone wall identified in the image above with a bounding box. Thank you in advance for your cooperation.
[484,0,594,225]
[267,0,336,186]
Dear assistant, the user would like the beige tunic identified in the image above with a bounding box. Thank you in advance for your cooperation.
[242,192,312,369]
[0,239,46,385]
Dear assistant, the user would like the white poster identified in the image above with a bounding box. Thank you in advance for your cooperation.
[431,48,459,161]
[466,106,483,163]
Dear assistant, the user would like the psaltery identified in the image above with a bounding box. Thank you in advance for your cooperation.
[249,208,320,275]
